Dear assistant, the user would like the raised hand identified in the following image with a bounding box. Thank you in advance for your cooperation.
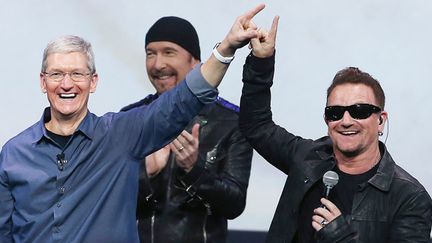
[170,123,200,173]
[201,4,270,88]
[215,4,266,57]
[227,4,267,49]
[250,15,279,58]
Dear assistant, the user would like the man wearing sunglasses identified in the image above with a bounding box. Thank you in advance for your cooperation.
[239,17,432,242]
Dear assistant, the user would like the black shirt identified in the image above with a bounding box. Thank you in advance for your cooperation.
[294,161,379,243]
[47,130,72,150]
[46,130,71,149]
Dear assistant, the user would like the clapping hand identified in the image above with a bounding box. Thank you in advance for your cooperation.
[170,123,200,173]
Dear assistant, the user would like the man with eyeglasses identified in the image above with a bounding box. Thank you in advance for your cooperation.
[239,17,432,242]
[0,4,268,242]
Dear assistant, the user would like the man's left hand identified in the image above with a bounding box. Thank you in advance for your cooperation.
[170,123,200,173]
[250,15,279,58]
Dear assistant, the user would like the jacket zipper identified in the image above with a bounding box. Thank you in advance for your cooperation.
[202,203,213,243]
[202,212,208,243]
[151,212,155,243]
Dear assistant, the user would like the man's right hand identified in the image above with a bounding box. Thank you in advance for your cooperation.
[145,145,170,178]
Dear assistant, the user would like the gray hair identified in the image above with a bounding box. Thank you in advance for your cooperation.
[41,35,96,73]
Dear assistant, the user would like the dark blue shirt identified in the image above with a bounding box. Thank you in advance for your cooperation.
[0,65,218,243]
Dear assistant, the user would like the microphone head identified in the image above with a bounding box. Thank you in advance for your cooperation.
[323,170,339,188]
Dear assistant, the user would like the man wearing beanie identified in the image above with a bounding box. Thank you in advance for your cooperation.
[121,16,253,243]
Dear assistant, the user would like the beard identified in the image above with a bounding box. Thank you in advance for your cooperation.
[149,67,177,79]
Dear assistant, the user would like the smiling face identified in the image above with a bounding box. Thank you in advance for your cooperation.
[326,83,387,158]
[40,52,98,124]
[146,41,200,94]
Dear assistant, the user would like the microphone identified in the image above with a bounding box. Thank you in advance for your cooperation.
[56,152,67,171]
[322,170,339,200]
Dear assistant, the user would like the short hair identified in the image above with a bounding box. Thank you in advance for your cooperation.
[326,67,385,109]
[41,35,96,73]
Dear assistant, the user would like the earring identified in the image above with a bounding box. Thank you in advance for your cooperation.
[42,89,46,93]
[378,132,383,136]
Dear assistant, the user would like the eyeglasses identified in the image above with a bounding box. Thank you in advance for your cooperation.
[325,103,381,121]
[43,71,91,82]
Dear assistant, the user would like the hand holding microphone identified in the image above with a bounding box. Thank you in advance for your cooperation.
[312,170,342,231]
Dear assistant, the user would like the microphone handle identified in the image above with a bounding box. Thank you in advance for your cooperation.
[324,186,331,198]
[320,186,332,209]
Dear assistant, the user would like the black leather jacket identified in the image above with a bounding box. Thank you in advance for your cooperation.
[239,54,432,242]
[123,95,253,243]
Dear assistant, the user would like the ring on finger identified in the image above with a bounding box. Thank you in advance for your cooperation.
[178,146,184,152]
[320,219,328,226]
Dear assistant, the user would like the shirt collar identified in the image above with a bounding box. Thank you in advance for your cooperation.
[32,107,94,144]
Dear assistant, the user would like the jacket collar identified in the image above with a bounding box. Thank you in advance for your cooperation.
[301,138,394,192]
[301,137,336,183]
[366,142,395,192]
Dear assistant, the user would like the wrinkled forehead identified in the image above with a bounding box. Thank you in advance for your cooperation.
[45,52,89,71]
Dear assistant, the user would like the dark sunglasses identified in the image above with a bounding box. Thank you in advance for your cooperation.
[325,103,381,121]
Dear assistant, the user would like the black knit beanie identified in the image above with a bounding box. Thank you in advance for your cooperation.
[145,16,201,61]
